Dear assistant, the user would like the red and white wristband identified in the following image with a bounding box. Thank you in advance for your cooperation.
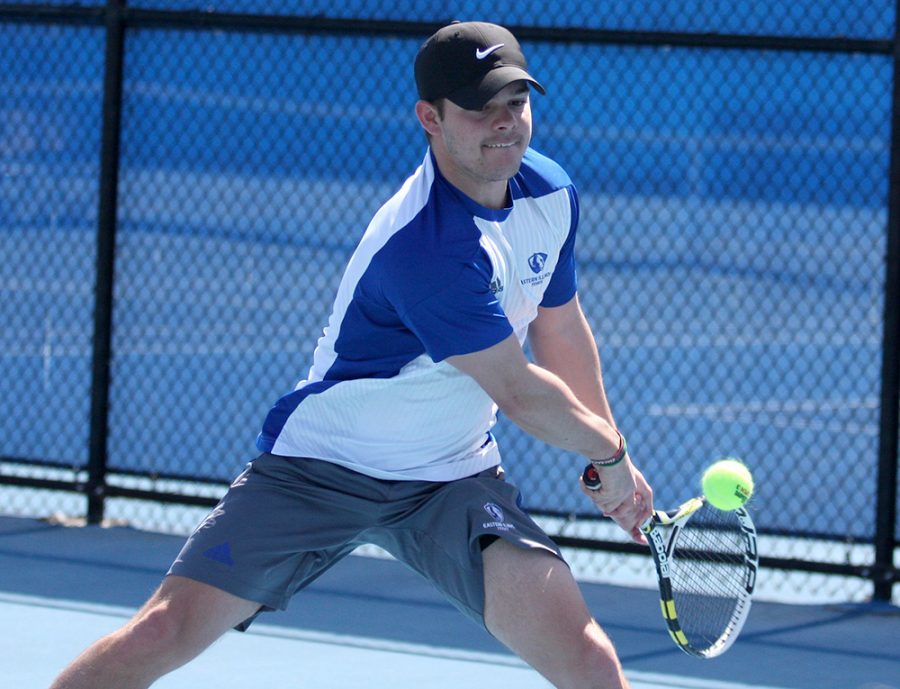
[589,431,628,468]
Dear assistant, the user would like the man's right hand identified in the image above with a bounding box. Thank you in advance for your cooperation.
[580,459,653,544]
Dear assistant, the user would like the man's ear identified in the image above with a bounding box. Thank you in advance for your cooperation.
[415,100,442,138]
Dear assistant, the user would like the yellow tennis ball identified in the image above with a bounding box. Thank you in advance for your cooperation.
[702,458,754,511]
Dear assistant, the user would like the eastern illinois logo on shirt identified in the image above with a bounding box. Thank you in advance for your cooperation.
[528,252,547,273]
[521,251,552,287]
[482,502,515,531]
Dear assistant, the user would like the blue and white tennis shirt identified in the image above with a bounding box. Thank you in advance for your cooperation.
[257,147,579,481]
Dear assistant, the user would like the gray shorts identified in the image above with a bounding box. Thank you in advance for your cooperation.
[168,453,564,629]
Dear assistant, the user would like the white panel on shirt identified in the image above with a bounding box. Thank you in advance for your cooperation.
[477,188,572,342]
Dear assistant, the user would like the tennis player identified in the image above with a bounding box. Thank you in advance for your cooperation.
[50,21,652,689]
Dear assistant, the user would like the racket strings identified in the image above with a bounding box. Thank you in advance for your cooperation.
[668,512,750,651]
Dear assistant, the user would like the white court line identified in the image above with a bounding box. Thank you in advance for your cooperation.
[625,673,789,689]
[650,398,879,415]
[0,592,791,689]
[649,397,880,435]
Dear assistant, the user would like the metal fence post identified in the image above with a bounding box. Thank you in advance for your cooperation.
[872,3,900,601]
[86,0,126,524]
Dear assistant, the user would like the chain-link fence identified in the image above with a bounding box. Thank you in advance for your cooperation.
[1,1,898,603]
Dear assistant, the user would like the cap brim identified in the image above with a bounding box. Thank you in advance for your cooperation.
[446,66,546,111]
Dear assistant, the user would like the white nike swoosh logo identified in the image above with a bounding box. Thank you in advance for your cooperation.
[475,43,505,60]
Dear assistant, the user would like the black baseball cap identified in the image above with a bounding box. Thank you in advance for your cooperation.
[414,21,545,111]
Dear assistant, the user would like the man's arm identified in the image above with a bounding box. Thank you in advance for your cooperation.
[526,294,653,537]
[449,332,623,459]
[527,294,614,422]
[446,310,651,541]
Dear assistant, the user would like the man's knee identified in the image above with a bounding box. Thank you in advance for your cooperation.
[119,577,258,666]
[571,622,629,688]
[120,599,184,657]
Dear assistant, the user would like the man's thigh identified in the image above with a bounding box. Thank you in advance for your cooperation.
[482,539,628,688]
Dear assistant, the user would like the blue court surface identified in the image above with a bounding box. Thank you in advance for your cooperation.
[1,516,897,689]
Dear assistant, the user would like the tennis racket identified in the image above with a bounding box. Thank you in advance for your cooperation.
[582,464,758,658]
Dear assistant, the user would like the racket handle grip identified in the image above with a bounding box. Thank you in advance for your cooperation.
[582,463,602,490]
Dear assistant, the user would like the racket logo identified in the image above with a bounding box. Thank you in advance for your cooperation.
[745,561,758,592]
[649,528,670,576]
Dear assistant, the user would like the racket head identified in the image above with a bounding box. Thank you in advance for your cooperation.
[645,499,758,658]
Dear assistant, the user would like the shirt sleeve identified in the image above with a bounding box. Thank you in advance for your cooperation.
[540,185,579,307]
[396,255,513,363]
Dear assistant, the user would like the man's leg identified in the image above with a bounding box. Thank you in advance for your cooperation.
[482,539,630,689]
[48,575,261,689]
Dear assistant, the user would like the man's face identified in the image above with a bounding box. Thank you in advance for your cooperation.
[422,82,533,207]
